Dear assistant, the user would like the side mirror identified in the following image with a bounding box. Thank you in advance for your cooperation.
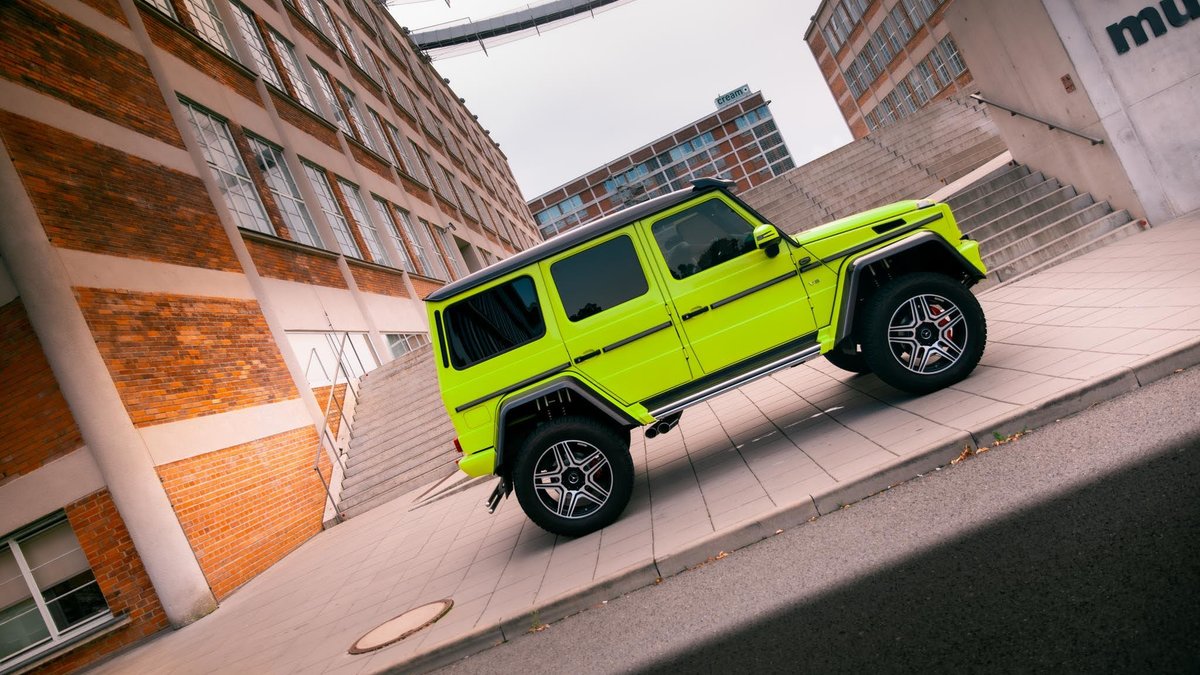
[753,224,781,257]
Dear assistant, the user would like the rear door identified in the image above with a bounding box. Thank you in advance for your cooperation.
[542,229,694,405]
[642,193,818,374]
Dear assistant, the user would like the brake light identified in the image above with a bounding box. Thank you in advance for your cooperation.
[453,438,463,454]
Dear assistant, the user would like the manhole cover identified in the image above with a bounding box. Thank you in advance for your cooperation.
[349,599,453,654]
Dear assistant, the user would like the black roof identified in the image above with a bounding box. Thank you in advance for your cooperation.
[426,178,740,302]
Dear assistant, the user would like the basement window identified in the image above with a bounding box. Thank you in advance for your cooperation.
[0,515,113,671]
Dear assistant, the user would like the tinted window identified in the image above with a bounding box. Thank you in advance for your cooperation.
[652,199,756,280]
[551,236,649,322]
[444,276,544,369]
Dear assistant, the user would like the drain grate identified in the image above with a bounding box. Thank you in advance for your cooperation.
[349,599,453,654]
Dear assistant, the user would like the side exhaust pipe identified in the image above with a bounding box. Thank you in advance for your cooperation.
[644,412,682,439]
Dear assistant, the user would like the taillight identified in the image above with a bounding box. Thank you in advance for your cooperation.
[453,438,463,454]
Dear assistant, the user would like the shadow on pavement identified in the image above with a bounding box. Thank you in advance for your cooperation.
[641,441,1200,674]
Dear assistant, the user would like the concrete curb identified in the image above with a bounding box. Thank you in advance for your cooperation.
[1129,335,1200,387]
[381,339,1200,674]
[811,432,972,515]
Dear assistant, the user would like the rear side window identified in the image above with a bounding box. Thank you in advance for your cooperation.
[444,276,544,369]
[652,198,756,280]
[551,235,649,322]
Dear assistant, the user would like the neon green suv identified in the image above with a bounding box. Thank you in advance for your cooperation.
[426,179,987,536]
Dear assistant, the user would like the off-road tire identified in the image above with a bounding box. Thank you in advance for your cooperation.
[513,416,633,537]
[861,273,986,394]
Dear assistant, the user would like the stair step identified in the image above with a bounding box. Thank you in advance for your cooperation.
[946,164,1029,210]
[956,172,1049,224]
[959,177,1061,232]
[992,217,1142,286]
[976,192,1094,251]
[986,208,1131,277]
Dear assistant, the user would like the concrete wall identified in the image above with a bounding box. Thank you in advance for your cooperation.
[1047,0,1200,222]
[946,0,1200,224]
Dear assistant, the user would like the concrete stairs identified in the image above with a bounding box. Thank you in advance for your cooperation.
[743,96,1005,230]
[336,344,459,518]
[945,163,1144,288]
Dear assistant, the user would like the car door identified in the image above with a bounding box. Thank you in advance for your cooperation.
[542,230,694,405]
[643,193,819,374]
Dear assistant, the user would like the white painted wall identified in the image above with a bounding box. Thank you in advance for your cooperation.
[1048,0,1200,221]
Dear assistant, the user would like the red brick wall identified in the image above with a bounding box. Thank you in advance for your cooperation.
[0,112,241,272]
[409,276,444,299]
[349,263,409,297]
[34,490,171,675]
[156,426,328,599]
[139,7,261,105]
[0,299,84,484]
[0,0,182,146]
[271,90,340,151]
[246,234,349,288]
[75,289,299,426]
[77,0,126,25]
[348,140,393,180]
[312,382,348,436]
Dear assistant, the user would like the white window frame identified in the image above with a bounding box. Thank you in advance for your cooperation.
[0,516,114,671]
[248,136,322,247]
[302,162,361,258]
[372,197,415,272]
[338,180,389,265]
[182,100,273,234]
[184,0,236,56]
[268,30,318,112]
[230,2,283,89]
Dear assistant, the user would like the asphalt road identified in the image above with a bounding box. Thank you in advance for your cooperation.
[434,367,1200,675]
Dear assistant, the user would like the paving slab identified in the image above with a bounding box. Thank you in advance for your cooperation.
[93,211,1200,675]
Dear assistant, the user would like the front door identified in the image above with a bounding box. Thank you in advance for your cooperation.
[542,230,694,405]
[643,193,818,374]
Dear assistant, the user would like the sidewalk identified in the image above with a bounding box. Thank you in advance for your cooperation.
[95,212,1200,675]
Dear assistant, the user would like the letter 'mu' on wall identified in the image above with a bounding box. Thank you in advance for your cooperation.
[1107,1,1200,54]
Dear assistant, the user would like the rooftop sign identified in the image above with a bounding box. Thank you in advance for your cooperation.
[715,84,751,109]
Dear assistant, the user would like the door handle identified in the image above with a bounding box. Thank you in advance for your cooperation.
[574,349,601,364]
[681,306,710,321]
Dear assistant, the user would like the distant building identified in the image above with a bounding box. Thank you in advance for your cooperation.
[805,0,974,138]
[527,88,795,239]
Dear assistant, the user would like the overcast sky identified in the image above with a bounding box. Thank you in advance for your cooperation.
[388,0,851,200]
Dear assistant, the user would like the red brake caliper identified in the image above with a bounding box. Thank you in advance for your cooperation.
[930,304,952,339]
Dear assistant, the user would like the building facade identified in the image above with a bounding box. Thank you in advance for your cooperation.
[0,0,540,669]
[806,0,974,138]
[527,89,795,239]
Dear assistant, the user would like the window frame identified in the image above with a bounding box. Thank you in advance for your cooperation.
[550,234,650,323]
[443,275,546,370]
[0,514,114,671]
[181,99,273,235]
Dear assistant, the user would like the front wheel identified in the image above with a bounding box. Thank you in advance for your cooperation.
[513,416,633,537]
[861,273,986,394]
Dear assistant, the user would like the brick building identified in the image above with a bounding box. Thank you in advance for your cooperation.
[0,0,540,669]
[806,0,974,138]
[527,88,795,239]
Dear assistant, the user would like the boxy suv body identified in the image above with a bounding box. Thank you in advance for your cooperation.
[426,179,987,536]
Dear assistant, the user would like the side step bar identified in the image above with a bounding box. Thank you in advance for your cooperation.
[648,345,822,419]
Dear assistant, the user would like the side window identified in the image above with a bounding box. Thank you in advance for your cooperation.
[652,199,756,280]
[444,276,544,369]
[551,235,649,322]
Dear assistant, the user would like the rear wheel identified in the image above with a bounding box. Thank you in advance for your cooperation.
[861,273,986,394]
[513,416,633,537]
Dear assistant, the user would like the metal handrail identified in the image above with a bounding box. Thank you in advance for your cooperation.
[311,331,368,523]
[970,93,1104,146]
